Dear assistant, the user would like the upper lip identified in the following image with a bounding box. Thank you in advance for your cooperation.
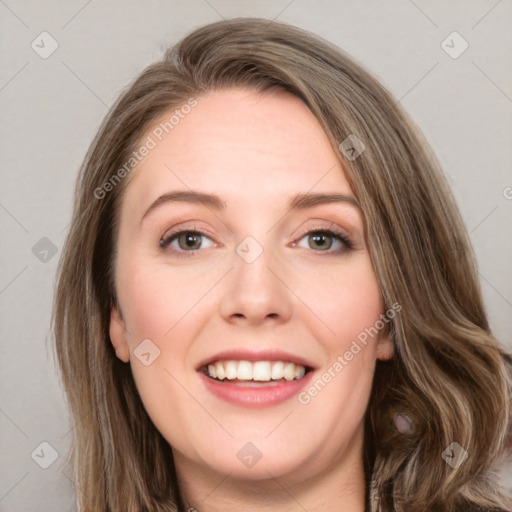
[195,349,318,371]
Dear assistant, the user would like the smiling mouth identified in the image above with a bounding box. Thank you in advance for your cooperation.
[200,360,312,386]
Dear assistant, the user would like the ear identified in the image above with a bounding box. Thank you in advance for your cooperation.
[376,333,394,361]
[109,305,130,363]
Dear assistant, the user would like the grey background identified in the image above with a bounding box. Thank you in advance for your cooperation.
[1,1,511,510]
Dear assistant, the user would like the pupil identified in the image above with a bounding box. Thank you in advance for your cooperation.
[181,233,200,250]
[311,233,331,250]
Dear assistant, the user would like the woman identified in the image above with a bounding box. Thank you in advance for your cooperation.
[52,18,511,512]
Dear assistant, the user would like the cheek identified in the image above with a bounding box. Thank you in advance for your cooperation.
[296,256,383,414]
[115,258,223,398]
[298,255,384,345]
[116,261,212,447]
[117,257,221,340]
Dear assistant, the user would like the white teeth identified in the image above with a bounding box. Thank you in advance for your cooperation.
[283,362,296,381]
[271,361,284,380]
[252,361,271,381]
[205,360,308,382]
[215,361,225,380]
[225,360,237,379]
[237,360,253,380]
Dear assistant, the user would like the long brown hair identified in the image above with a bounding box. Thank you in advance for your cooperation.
[51,18,511,511]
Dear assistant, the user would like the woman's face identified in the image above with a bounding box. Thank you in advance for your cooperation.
[110,87,393,484]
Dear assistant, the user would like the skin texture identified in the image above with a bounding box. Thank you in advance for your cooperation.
[109,87,394,511]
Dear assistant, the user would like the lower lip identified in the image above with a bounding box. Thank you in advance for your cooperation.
[199,371,314,408]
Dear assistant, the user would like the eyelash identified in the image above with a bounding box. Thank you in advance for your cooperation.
[159,228,352,257]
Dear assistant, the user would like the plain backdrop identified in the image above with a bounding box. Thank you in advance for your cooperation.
[0,1,511,510]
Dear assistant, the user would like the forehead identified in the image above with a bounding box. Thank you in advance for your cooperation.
[122,87,353,214]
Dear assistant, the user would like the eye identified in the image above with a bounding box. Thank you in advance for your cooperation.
[159,230,215,253]
[296,229,352,254]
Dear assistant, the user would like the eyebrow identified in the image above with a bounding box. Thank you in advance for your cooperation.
[141,190,360,222]
[289,192,359,210]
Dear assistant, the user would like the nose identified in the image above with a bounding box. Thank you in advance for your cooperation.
[218,242,293,327]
